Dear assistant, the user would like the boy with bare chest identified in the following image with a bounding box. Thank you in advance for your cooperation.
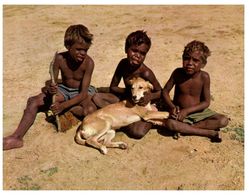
[93,30,162,139]
[162,40,229,141]
[3,24,97,150]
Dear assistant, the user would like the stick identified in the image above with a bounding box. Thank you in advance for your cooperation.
[49,51,61,132]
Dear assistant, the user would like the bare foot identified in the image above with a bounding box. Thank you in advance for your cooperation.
[210,132,222,143]
[3,136,23,150]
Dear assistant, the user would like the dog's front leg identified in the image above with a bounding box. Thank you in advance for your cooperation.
[146,119,164,126]
[143,111,169,121]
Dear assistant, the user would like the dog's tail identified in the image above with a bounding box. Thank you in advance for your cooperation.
[74,125,86,145]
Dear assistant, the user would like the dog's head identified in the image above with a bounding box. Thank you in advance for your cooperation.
[129,77,153,104]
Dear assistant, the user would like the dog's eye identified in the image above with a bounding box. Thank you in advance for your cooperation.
[139,86,143,89]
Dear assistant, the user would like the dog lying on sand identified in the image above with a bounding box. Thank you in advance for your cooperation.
[75,77,169,154]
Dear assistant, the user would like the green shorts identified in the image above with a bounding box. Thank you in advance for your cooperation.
[183,108,216,124]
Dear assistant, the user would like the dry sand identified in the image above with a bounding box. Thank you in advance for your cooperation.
[3,5,244,190]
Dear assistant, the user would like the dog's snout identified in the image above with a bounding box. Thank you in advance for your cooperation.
[132,95,137,100]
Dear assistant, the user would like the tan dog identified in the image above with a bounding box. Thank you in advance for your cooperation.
[75,77,169,154]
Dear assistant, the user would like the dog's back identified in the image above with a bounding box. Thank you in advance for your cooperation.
[75,77,167,154]
[82,101,142,132]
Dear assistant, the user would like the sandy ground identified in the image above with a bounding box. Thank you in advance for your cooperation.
[2,5,244,190]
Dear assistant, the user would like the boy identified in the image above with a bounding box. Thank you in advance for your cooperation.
[162,40,229,142]
[3,24,97,150]
[93,30,162,139]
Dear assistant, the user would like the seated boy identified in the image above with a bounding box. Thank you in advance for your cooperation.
[93,30,162,139]
[162,40,229,142]
[3,24,97,150]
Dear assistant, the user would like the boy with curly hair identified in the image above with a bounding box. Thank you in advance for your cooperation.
[162,40,229,142]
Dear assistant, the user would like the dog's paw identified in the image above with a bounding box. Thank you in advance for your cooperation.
[147,119,163,126]
[119,142,128,150]
[100,146,108,154]
[154,121,164,126]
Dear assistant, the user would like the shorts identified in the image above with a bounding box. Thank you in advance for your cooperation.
[58,84,98,101]
[183,108,216,124]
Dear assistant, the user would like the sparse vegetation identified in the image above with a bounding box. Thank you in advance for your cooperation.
[41,167,58,176]
[223,126,244,142]
[12,175,41,190]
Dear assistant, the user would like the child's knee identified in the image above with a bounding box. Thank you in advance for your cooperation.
[70,106,83,117]
[92,93,119,108]
[128,122,151,139]
[128,129,145,139]
[88,105,97,114]
[82,104,97,116]
[219,115,229,128]
[163,119,178,131]
[27,96,40,108]
[92,93,100,102]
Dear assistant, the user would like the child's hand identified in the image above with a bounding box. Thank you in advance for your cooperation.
[176,108,189,121]
[50,102,64,115]
[48,83,58,95]
[169,106,180,120]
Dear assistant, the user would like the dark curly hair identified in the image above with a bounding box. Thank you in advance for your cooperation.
[125,30,151,53]
[183,40,211,65]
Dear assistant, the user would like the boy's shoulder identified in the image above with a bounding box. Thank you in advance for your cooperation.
[140,64,153,76]
[172,67,185,75]
[199,70,210,80]
[84,54,94,65]
[56,51,70,64]
[172,68,209,76]
[119,58,129,65]
[116,58,128,68]
[58,51,68,57]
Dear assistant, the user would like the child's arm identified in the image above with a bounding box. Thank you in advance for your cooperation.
[162,71,176,110]
[145,69,162,100]
[46,54,60,96]
[162,70,179,118]
[140,69,162,105]
[110,60,127,96]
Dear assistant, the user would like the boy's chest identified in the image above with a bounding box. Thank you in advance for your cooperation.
[176,77,203,95]
[123,67,146,84]
[61,64,85,81]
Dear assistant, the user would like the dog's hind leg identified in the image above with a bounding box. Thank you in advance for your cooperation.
[85,123,111,154]
[103,130,128,150]
[74,125,86,145]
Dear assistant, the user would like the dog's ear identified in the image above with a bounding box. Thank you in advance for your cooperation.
[147,82,154,91]
[129,78,134,85]
[129,77,138,85]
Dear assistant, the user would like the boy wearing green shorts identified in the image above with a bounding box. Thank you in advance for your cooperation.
[162,40,229,142]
